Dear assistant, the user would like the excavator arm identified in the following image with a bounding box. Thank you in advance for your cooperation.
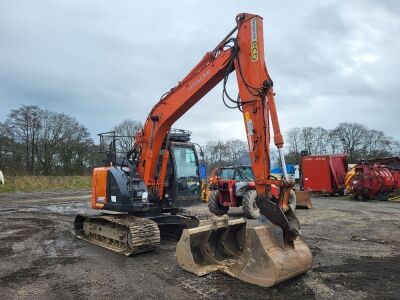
[132,13,298,238]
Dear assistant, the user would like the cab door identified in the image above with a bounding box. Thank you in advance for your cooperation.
[169,142,201,206]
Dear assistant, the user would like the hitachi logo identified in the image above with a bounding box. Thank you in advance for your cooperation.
[188,69,211,91]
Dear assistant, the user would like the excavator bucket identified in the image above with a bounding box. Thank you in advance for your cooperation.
[295,191,312,209]
[176,216,246,276]
[176,216,313,287]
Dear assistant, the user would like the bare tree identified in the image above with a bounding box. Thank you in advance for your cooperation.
[6,105,42,174]
[312,127,329,154]
[285,126,330,162]
[202,139,250,173]
[365,129,391,159]
[327,130,340,154]
[332,122,368,162]
[112,119,142,154]
[204,140,229,169]
[286,127,301,164]
[0,122,9,170]
[35,111,91,175]
[300,127,314,155]
[58,124,96,175]
[225,139,248,165]
[392,140,400,157]
[285,123,399,163]
[0,122,24,174]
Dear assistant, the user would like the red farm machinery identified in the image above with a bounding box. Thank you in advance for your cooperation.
[345,157,400,200]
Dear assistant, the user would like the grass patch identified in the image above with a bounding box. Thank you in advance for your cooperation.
[0,176,92,193]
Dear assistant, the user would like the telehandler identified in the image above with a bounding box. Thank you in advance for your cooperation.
[207,165,297,218]
[74,13,312,287]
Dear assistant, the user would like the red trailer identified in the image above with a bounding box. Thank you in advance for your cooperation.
[302,154,348,195]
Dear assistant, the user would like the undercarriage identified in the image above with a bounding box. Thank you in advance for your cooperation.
[74,209,201,255]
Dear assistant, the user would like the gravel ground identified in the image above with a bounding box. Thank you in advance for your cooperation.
[0,191,399,299]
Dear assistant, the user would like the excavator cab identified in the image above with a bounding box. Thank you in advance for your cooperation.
[91,129,201,212]
[164,140,201,206]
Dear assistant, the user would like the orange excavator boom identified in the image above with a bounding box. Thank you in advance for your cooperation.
[134,14,285,201]
[130,13,300,239]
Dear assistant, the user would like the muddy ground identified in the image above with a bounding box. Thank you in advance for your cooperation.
[0,191,399,300]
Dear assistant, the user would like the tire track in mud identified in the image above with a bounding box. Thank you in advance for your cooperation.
[0,193,399,299]
[0,208,88,299]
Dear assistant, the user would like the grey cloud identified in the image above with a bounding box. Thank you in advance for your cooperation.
[0,0,399,146]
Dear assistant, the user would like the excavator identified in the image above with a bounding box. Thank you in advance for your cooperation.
[74,13,312,287]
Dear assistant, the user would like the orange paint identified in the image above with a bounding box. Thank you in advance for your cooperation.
[91,167,108,209]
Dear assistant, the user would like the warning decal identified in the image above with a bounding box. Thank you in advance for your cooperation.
[250,18,258,62]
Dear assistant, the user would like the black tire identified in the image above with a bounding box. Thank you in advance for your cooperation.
[208,190,229,216]
[242,190,259,219]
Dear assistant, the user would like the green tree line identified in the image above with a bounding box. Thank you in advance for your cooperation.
[0,105,143,176]
[0,105,101,175]
[2,105,399,176]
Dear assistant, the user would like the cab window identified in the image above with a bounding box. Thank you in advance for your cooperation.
[174,147,197,178]
[238,167,254,181]
[220,168,234,180]
[172,146,200,198]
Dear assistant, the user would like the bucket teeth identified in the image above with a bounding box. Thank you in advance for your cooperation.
[176,216,312,287]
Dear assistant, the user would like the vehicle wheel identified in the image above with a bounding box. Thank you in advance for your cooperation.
[208,191,228,216]
[242,190,259,219]
[289,189,296,212]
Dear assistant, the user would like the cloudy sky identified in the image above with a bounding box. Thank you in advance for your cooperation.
[1,0,399,145]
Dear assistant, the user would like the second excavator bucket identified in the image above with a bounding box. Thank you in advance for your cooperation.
[295,190,313,209]
[224,222,313,287]
[176,216,312,287]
